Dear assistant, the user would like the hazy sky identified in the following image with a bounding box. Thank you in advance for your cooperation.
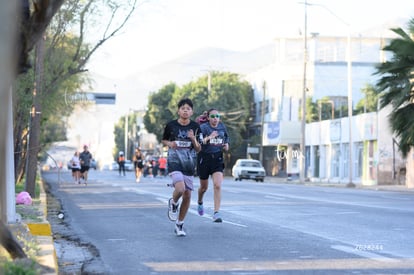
[88,0,414,78]
[71,0,414,157]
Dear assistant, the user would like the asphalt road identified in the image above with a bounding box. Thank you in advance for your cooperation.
[43,170,414,274]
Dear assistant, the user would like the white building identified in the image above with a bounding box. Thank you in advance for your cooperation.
[245,34,405,185]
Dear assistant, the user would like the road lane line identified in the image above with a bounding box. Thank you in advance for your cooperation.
[335,211,360,215]
[265,195,286,200]
[121,186,249,228]
[107,239,126,241]
[186,208,248,228]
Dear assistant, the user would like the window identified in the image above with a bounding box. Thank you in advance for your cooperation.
[331,144,340,177]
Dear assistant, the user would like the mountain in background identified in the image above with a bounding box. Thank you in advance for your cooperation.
[88,44,275,112]
[87,16,408,112]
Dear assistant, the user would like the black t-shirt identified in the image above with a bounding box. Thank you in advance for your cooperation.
[162,119,201,176]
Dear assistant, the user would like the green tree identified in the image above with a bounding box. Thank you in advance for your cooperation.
[2,0,138,261]
[306,97,318,122]
[114,116,126,159]
[17,0,138,196]
[374,18,414,157]
[175,71,253,152]
[144,83,177,142]
[144,71,254,161]
[355,84,379,114]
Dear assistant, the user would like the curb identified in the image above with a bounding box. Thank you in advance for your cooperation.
[225,176,414,193]
[26,181,52,236]
[262,176,414,192]
[25,179,58,275]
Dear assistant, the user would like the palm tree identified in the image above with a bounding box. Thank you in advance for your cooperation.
[374,18,414,157]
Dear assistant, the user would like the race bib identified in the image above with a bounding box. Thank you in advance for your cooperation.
[210,138,223,145]
[175,140,192,148]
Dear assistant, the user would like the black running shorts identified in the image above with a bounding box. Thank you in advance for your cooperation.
[80,165,90,173]
[198,152,224,180]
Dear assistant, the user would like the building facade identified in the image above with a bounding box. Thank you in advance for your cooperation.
[245,34,405,185]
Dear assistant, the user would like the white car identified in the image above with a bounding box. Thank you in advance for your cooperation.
[125,160,134,171]
[110,161,119,171]
[232,159,266,182]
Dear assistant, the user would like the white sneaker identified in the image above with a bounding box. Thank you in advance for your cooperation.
[174,223,186,237]
[168,198,179,221]
[212,212,222,223]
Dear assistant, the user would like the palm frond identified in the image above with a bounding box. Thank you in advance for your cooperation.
[374,18,414,156]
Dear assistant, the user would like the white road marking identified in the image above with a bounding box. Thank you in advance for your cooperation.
[265,195,286,200]
[331,245,399,262]
[107,239,126,241]
[334,211,360,215]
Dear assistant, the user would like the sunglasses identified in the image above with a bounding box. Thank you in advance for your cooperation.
[209,114,221,119]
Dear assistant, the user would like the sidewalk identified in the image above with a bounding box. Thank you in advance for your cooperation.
[262,176,414,193]
[18,179,58,275]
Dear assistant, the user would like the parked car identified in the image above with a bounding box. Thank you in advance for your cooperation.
[100,163,111,171]
[90,159,97,170]
[125,160,134,171]
[232,159,266,182]
[111,161,119,171]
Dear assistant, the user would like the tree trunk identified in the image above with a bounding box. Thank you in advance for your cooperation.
[14,113,26,184]
[406,148,414,188]
[26,37,44,197]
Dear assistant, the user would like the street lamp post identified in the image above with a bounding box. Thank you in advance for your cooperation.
[300,0,308,183]
[124,113,128,160]
[303,2,353,186]
[260,81,267,165]
[346,30,355,187]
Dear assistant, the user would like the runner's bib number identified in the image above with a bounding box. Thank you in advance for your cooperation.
[210,138,223,145]
[174,140,192,147]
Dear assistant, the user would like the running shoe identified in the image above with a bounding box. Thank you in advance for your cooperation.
[212,211,222,223]
[174,223,186,237]
[197,203,204,216]
[168,198,179,221]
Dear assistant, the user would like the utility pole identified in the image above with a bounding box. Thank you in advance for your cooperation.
[25,34,44,197]
[300,0,308,183]
[259,81,266,164]
[305,1,354,186]
[125,113,128,160]
[0,0,17,223]
[346,29,355,187]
